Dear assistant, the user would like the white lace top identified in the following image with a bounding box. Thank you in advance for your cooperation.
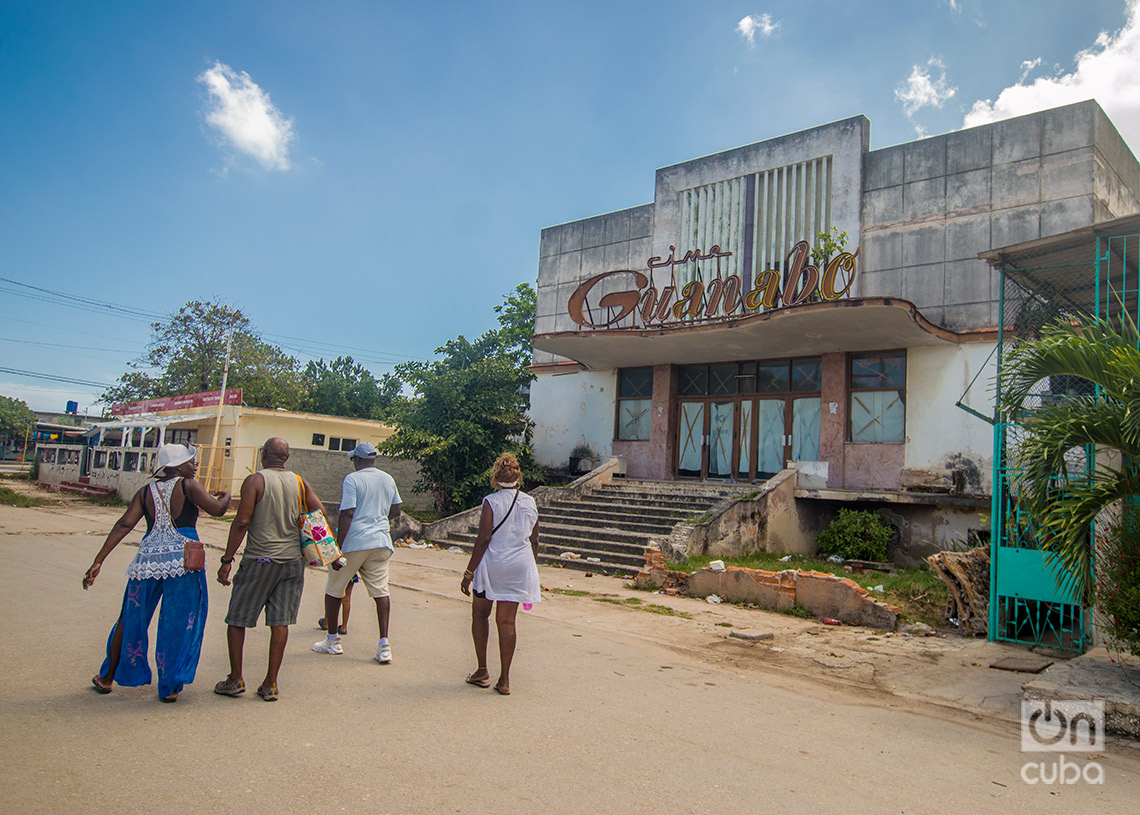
[125,479,190,581]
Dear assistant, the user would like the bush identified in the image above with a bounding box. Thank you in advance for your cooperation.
[816,508,893,562]
[1095,515,1140,658]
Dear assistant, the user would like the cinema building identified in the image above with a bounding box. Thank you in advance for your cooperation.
[529,100,1140,558]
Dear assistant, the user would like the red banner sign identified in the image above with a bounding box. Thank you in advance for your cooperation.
[111,388,242,417]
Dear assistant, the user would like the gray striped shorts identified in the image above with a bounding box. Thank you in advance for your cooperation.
[225,558,305,628]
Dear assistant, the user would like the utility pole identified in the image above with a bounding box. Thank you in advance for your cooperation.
[204,322,235,492]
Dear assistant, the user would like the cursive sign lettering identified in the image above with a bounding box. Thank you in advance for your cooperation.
[567,240,858,329]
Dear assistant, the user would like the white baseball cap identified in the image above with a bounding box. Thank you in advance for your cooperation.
[348,442,379,459]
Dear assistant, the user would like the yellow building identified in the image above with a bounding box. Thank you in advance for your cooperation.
[37,400,419,507]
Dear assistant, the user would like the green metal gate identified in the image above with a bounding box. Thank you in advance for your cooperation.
[989,225,1140,652]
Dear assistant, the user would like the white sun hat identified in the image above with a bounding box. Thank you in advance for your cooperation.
[153,443,197,473]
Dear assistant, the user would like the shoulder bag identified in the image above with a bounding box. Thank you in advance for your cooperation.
[154,479,205,571]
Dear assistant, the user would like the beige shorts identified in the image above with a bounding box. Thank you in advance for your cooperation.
[324,547,393,598]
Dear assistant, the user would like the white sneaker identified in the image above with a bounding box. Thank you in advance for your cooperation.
[313,637,343,655]
[375,642,392,664]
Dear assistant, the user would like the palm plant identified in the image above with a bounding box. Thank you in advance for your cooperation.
[997,311,1140,605]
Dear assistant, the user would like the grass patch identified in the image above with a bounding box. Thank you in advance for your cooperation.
[715,621,734,628]
[593,596,644,606]
[684,512,713,525]
[0,471,31,480]
[81,493,128,507]
[547,588,590,597]
[0,485,51,507]
[781,604,813,619]
[642,603,691,619]
[402,506,442,523]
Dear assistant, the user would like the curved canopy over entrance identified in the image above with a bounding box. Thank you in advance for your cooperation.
[533,297,969,370]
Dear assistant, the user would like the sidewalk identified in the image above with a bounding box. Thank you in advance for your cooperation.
[1024,648,1140,739]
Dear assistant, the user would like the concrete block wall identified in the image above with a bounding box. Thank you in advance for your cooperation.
[287,449,429,510]
[534,204,655,363]
[861,100,1140,331]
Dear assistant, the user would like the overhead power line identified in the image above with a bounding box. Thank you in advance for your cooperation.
[2,276,429,367]
[0,276,164,320]
[0,366,112,389]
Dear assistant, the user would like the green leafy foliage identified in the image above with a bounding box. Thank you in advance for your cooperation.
[997,312,1140,605]
[809,226,850,269]
[816,508,893,562]
[101,301,305,410]
[301,356,400,420]
[382,283,537,514]
[1094,515,1140,658]
[0,395,35,439]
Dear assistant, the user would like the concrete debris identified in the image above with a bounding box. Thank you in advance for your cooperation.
[561,552,581,559]
[901,622,936,636]
[709,560,726,572]
[779,555,793,562]
[870,584,884,593]
[408,542,430,550]
[729,629,774,642]
[586,557,601,563]
[706,594,723,604]
[447,546,465,554]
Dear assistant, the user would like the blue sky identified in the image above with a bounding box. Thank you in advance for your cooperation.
[3,0,1139,413]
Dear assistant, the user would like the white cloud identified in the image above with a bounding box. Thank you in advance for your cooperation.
[737,13,778,45]
[963,0,1140,151]
[895,57,957,116]
[197,61,295,171]
[1019,57,1043,82]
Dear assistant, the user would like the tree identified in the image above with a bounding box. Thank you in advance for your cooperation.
[301,356,400,420]
[0,395,35,439]
[487,282,536,368]
[101,301,304,410]
[997,313,1140,605]
[381,283,537,513]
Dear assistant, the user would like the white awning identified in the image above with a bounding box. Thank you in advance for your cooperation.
[533,298,974,370]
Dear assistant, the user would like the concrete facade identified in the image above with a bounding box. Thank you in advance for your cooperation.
[860,101,1140,329]
[530,102,1140,503]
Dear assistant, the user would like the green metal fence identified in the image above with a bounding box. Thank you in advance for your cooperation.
[989,227,1140,652]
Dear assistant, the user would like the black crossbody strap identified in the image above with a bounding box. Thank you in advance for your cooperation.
[490,488,520,536]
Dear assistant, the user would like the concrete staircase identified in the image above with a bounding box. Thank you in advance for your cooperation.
[51,477,116,498]
[433,479,757,576]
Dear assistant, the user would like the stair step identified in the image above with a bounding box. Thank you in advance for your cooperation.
[576,495,723,513]
[436,539,642,575]
[445,529,649,557]
[58,484,116,497]
[539,509,676,535]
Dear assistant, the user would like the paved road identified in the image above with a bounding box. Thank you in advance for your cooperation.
[3,498,1139,814]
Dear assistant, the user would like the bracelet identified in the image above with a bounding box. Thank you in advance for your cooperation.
[463,569,474,580]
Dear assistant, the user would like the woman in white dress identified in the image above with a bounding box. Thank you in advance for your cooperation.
[460,453,540,695]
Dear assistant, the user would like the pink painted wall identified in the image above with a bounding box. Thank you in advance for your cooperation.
[842,443,904,490]
[613,364,675,480]
[819,352,846,488]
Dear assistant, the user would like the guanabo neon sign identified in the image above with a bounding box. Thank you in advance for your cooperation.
[567,240,858,329]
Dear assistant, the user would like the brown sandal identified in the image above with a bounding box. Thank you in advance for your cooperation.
[466,672,491,688]
[91,675,112,694]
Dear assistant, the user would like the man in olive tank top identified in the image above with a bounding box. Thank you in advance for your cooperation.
[213,437,326,701]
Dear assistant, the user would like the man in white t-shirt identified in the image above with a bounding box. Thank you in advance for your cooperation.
[313,442,402,663]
